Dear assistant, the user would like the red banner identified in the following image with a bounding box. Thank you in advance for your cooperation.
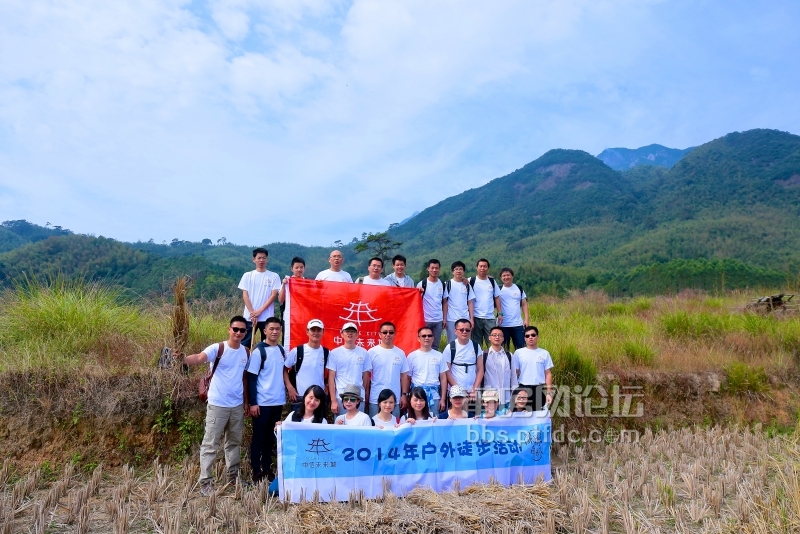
[287,278,424,354]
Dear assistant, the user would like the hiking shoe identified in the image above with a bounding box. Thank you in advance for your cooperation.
[200,483,215,497]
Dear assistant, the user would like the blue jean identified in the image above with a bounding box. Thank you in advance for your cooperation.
[501,326,525,352]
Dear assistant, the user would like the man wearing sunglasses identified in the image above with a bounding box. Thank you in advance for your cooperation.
[445,318,484,413]
[406,327,449,416]
[182,316,252,496]
[367,321,409,418]
[511,326,553,412]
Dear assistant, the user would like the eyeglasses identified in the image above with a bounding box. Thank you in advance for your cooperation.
[457,328,472,333]
[489,333,503,337]
[419,334,434,338]
[231,327,248,334]
[342,396,359,403]
[380,331,396,335]
[525,333,538,338]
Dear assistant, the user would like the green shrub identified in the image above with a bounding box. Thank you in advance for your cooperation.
[554,345,597,389]
[724,361,769,393]
[661,311,730,339]
[623,340,656,366]
[632,297,653,312]
[606,303,628,315]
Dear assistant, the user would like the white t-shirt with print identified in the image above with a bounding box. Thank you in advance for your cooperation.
[499,284,527,327]
[447,340,481,391]
[238,270,281,321]
[445,280,475,322]
[372,414,399,428]
[204,342,249,408]
[472,277,501,319]
[284,344,327,397]
[326,346,372,399]
[367,346,409,404]
[512,347,554,385]
[416,278,447,322]
[406,349,448,394]
[246,344,287,406]
[335,411,372,426]
[315,269,353,283]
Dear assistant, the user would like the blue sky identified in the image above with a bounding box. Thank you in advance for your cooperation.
[1,0,798,246]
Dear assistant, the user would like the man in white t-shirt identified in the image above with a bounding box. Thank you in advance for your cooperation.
[359,257,392,286]
[367,321,409,418]
[284,318,330,411]
[278,256,305,344]
[497,267,529,352]
[469,258,501,347]
[445,318,484,406]
[483,327,517,408]
[315,250,353,283]
[181,316,251,496]
[443,260,475,343]
[246,317,286,484]
[384,254,415,288]
[238,248,281,349]
[326,322,372,415]
[406,326,449,416]
[512,326,554,412]
[416,259,447,349]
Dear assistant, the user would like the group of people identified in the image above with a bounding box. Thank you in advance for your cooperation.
[180,248,554,496]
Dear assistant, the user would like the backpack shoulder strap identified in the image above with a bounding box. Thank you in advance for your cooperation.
[472,341,480,361]
[505,350,513,366]
[210,342,224,375]
[469,276,476,289]
[489,276,498,290]
[482,350,489,368]
[258,344,267,371]
[322,347,330,367]
[421,277,428,296]
[449,341,456,363]
[444,280,450,294]
[295,344,305,372]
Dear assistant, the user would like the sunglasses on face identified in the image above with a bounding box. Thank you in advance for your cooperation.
[342,396,359,403]
[231,327,248,334]
[419,334,434,338]
[457,328,472,333]
[380,331,396,335]
[525,333,538,338]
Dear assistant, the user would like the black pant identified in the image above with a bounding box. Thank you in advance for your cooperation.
[242,321,266,350]
[518,384,548,411]
[250,405,283,481]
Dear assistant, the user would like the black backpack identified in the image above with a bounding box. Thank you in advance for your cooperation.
[288,344,330,389]
[468,276,499,292]
[254,342,286,371]
[448,340,481,370]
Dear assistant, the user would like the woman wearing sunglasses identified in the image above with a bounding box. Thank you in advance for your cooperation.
[334,384,373,426]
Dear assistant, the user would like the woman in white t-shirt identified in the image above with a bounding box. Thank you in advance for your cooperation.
[404,387,433,424]
[372,389,401,428]
[279,385,329,425]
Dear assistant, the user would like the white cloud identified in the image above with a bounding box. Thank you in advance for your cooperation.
[0,0,798,246]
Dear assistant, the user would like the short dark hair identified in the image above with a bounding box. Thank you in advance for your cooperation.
[265,317,282,328]
[427,259,441,268]
[230,315,248,327]
[490,326,504,336]
[524,325,539,336]
[369,256,384,267]
[455,318,471,329]
[291,256,306,267]
[392,254,407,265]
[253,247,268,258]
[477,258,490,268]
[379,321,396,331]
[377,388,397,404]
[418,326,433,336]
[451,260,466,271]
[499,267,514,277]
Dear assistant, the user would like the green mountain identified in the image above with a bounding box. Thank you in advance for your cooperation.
[1,128,798,297]
[597,144,693,171]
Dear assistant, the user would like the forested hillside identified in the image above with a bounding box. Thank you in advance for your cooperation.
[2,128,798,298]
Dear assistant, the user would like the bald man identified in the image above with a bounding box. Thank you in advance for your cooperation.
[315,250,353,283]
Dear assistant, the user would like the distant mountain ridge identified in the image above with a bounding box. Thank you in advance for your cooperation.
[2,128,798,297]
[597,144,694,171]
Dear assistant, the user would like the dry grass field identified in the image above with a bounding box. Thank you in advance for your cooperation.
[2,280,800,532]
[1,425,798,533]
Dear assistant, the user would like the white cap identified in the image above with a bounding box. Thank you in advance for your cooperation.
[307,319,324,329]
[341,322,359,332]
